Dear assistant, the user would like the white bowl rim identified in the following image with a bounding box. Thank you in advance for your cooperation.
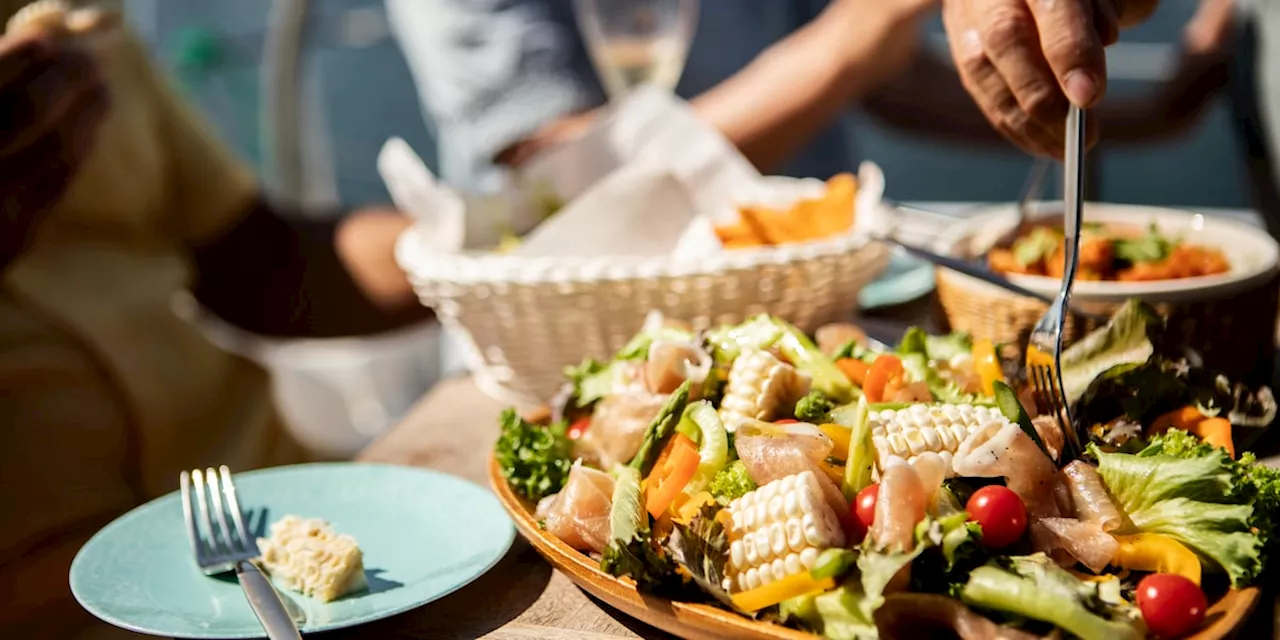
[932,201,1280,302]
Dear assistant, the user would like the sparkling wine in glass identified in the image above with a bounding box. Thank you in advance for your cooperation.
[573,0,699,99]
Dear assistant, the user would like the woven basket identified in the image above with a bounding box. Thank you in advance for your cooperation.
[934,203,1280,383]
[397,174,894,407]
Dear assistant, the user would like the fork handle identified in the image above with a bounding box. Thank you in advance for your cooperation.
[236,560,303,639]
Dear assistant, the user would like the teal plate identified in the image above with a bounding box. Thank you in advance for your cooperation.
[70,463,515,638]
[858,248,936,310]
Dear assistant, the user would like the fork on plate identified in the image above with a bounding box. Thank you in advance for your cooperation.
[1026,106,1087,461]
[181,466,303,640]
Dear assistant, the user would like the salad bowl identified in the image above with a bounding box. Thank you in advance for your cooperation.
[489,457,1261,640]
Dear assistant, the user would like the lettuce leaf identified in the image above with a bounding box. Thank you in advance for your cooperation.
[1059,299,1161,405]
[1093,444,1262,585]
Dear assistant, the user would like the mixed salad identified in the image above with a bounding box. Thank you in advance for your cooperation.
[494,301,1279,639]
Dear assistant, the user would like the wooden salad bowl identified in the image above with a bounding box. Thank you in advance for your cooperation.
[487,456,1261,639]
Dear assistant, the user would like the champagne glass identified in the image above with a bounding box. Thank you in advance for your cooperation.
[573,0,699,100]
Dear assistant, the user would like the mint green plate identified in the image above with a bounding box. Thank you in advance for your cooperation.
[858,248,936,310]
[70,463,515,638]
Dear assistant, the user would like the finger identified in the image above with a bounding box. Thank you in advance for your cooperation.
[1093,0,1120,46]
[973,0,1071,135]
[948,0,1060,156]
[0,32,55,87]
[1027,0,1108,107]
[0,50,101,154]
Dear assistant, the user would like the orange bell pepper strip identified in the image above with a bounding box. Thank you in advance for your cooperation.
[731,571,836,612]
[971,338,1004,397]
[644,433,701,518]
[836,358,870,387]
[1147,406,1235,458]
[1191,417,1235,459]
[863,354,905,403]
[1148,406,1206,435]
[819,424,852,459]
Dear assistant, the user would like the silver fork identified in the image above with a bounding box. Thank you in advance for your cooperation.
[1026,106,1086,461]
[181,466,303,640]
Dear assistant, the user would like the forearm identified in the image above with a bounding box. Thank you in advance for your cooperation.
[689,5,915,172]
[191,199,431,338]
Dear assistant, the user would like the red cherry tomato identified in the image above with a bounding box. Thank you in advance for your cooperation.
[854,484,879,528]
[775,419,799,424]
[1136,574,1207,639]
[567,417,591,440]
[966,485,1028,549]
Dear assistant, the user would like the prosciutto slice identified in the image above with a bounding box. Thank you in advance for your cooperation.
[1031,517,1119,574]
[1062,461,1123,532]
[735,421,850,528]
[535,464,615,554]
[574,363,664,468]
[873,462,927,553]
[953,421,1072,519]
[643,340,711,395]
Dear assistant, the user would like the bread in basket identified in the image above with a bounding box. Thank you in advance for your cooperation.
[395,163,894,407]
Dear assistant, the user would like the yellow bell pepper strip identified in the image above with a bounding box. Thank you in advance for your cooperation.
[1191,417,1235,459]
[644,433,701,518]
[836,358,869,387]
[731,571,837,612]
[1110,533,1202,586]
[972,338,1004,397]
[673,491,715,524]
[820,459,845,487]
[819,423,852,460]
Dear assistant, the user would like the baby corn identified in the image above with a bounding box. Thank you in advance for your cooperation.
[868,403,1014,476]
[719,349,810,431]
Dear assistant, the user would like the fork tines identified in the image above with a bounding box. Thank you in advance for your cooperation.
[181,465,256,574]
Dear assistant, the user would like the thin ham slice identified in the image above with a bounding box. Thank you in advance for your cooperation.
[873,462,927,553]
[952,421,1072,519]
[574,363,664,468]
[1031,517,1119,574]
[1062,461,1123,532]
[535,464,615,554]
[735,421,851,529]
[643,340,711,395]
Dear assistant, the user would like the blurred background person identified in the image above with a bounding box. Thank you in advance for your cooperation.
[386,0,940,193]
[0,2,426,637]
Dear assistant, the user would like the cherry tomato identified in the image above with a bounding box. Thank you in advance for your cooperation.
[854,484,879,528]
[966,485,1028,549]
[567,417,591,440]
[1136,573,1207,639]
[775,419,799,424]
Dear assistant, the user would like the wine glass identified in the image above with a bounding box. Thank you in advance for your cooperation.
[573,0,699,100]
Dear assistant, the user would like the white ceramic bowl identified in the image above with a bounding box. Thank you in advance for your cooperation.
[934,202,1280,303]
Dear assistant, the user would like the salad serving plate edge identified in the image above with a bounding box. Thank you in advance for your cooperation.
[488,456,1262,640]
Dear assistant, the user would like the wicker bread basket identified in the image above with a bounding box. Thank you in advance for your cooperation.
[933,203,1280,382]
[396,169,894,408]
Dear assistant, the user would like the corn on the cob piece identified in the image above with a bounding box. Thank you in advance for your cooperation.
[719,349,810,431]
[869,404,1014,477]
[723,470,845,593]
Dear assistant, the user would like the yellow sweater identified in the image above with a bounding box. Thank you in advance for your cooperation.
[0,3,304,637]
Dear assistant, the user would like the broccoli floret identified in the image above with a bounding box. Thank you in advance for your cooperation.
[494,409,572,501]
[794,391,835,423]
[709,460,757,502]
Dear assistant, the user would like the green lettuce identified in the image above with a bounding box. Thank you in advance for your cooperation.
[1058,299,1161,405]
[1093,443,1261,585]
[494,410,572,501]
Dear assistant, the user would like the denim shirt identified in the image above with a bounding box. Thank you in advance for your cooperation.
[385,0,858,192]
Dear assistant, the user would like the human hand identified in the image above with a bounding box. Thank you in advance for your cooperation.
[0,31,106,264]
[941,0,1148,157]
